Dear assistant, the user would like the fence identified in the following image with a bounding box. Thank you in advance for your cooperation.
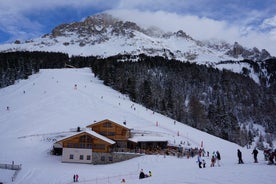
[0,163,22,182]
[0,163,21,170]
[72,173,138,184]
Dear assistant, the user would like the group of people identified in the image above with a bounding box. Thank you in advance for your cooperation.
[197,147,274,168]
[264,148,276,165]
[73,174,79,182]
[197,150,221,168]
[139,169,152,179]
[238,148,276,165]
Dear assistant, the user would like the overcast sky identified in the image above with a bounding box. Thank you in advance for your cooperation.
[0,0,275,55]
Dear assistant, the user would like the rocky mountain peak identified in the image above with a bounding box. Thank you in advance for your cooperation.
[226,42,271,61]
[50,13,142,39]
[0,13,273,63]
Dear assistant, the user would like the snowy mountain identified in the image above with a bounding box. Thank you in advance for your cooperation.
[0,13,272,64]
[0,68,275,184]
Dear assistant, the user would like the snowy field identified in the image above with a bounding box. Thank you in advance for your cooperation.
[0,68,274,184]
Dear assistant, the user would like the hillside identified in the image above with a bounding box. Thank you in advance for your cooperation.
[0,68,275,184]
[1,51,275,147]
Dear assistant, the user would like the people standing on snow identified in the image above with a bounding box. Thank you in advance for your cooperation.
[216,151,221,166]
[73,174,76,182]
[237,149,244,164]
[75,174,79,182]
[210,156,216,167]
[268,150,275,165]
[252,148,258,163]
[202,159,206,168]
[197,154,202,168]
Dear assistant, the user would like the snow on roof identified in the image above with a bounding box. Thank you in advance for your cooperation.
[87,119,130,130]
[85,129,115,144]
[129,134,168,143]
[56,129,115,145]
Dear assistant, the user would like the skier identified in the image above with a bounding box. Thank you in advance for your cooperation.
[73,175,76,182]
[216,151,221,166]
[252,148,258,163]
[197,154,202,168]
[237,149,244,164]
[210,156,216,167]
[75,174,79,182]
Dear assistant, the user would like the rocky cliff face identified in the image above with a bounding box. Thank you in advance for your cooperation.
[226,42,271,61]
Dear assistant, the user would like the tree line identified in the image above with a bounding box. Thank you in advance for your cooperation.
[0,51,67,88]
[88,54,276,147]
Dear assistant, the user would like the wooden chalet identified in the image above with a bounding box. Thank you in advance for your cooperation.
[53,130,115,163]
[86,119,131,151]
[52,119,170,164]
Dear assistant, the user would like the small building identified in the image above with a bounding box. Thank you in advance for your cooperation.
[53,119,169,164]
[128,135,168,153]
[54,130,115,164]
[86,119,131,151]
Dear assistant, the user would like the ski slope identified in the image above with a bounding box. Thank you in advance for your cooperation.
[0,68,274,184]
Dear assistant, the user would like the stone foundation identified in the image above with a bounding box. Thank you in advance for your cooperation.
[92,152,142,165]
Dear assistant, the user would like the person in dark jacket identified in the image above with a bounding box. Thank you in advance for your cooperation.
[216,151,221,166]
[139,169,145,179]
[252,148,258,163]
[237,149,244,164]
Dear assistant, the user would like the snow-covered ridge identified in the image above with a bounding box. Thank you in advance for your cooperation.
[0,13,271,64]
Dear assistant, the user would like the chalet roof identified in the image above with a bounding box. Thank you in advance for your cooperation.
[55,129,115,145]
[86,119,130,130]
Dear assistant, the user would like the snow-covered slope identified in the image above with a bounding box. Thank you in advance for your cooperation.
[0,68,274,184]
[0,13,271,64]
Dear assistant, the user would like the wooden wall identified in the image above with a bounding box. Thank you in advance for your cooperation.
[59,132,112,153]
[87,120,130,141]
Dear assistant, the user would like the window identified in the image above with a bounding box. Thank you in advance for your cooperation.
[80,135,92,143]
[87,155,91,160]
[87,144,92,149]
[108,132,115,136]
[80,155,84,160]
[109,156,113,161]
[101,156,105,161]
[99,131,108,136]
[79,135,93,148]
[69,154,74,159]
[67,143,74,148]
